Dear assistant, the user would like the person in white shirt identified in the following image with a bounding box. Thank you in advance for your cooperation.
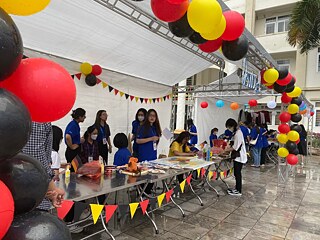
[52,125,63,181]
[223,118,247,196]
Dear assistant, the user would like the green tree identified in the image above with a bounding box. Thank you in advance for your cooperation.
[287,0,320,53]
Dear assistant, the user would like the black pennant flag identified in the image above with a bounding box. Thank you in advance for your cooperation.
[152,98,156,103]
[73,201,89,222]
[125,94,129,99]
[140,98,144,103]
[108,86,114,92]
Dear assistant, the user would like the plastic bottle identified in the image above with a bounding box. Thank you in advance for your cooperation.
[206,147,211,161]
[65,165,70,178]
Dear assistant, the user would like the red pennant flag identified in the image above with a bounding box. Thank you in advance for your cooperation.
[140,199,149,215]
[186,174,192,185]
[105,205,118,223]
[114,89,119,95]
[201,168,206,178]
[57,200,74,220]
[157,98,160,102]
[224,171,227,178]
[144,98,148,103]
[213,171,217,180]
[75,73,82,80]
[167,95,170,99]
[130,95,134,101]
[96,78,102,84]
[165,189,174,203]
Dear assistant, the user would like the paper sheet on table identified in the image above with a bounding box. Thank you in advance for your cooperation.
[162,127,173,140]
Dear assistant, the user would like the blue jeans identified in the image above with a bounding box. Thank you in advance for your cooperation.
[252,147,262,166]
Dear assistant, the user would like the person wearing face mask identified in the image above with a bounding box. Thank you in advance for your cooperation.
[131,108,147,158]
[79,126,100,164]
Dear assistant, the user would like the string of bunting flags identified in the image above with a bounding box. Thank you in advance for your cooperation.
[57,167,233,223]
[72,73,173,104]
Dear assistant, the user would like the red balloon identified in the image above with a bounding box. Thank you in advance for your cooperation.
[279,112,291,123]
[92,65,102,76]
[0,180,14,239]
[200,101,208,108]
[311,111,315,116]
[278,123,290,134]
[0,58,76,122]
[281,93,292,104]
[199,38,222,53]
[295,138,300,144]
[248,99,257,107]
[222,11,245,41]
[151,0,189,22]
[267,85,274,89]
[276,73,292,86]
[286,154,298,165]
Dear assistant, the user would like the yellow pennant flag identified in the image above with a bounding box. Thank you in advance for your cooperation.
[148,98,152,103]
[208,171,213,180]
[230,168,233,175]
[180,179,186,193]
[129,202,139,219]
[101,82,108,88]
[220,172,224,179]
[135,97,139,102]
[157,193,165,208]
[197,168,201,178]
[120,91,124,97]
[90,204,104,224]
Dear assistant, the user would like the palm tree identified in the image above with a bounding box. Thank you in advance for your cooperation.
[287,0,320,53]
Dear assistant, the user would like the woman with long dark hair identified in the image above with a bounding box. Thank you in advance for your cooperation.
[52,125,63,180]
[169,131,195,157]
[298,124,307,165]
[94,110,112,165]
[65,108,86,171]
[136,109,162,162]
[80,126,100,164]
[131,108,147,158]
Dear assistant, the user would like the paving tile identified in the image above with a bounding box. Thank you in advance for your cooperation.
[179,201,205,213]
[209,222,250,239]
[254,220,289,238]
[286,228,320,240]
[169,222,209,240]
[234,206,266,220]
[201,232,238,240]
[184,213,220,230]
[156,231,186,240]
[244,230,284,240]
[162,207,192,219]
[198,206,230,220]
[223,213,257,229]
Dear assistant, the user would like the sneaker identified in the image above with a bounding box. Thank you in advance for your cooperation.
[261,164,265,167]
[69,225,84,234]
[227,188,235,194]
[228,190,242,196]
[250,164,256,167]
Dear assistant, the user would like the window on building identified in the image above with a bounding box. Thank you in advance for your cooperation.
[317,48,320,72]
[265,15,291,34]
[277,59,290,71]
[315,102,320,126]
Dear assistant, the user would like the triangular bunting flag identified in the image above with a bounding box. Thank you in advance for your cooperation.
[105,205,118,223]
[57,200,74,220]
[165,189,174,203]
[144,98,148,104]
[102,82,108,88]
[213,171,217,180]
[157,98,160,102]
[118,205,129,218]
[186,174,192,185]
[140,199,149,215]
[114,89,119,95]
[130,96,135,101]
[208,171,213,180]
[220,172,224,178]
[197,168,201,178]
[149,198,157,209]
[73,201,89,222]
[230,168,233,175]
[201,168,206,178]
[164,96,167,101]
[148,98,152,104]
[180,179,186,193]
[152,98,156,103]
[108,86,114,92]
[90,204,104,224]
[169,93,173,98]
[227,170,230,177]
[75,73,82,80]
[160,97,163,102]
[120,92,124,97]
[71,74,75,79]
[157,193,165,208]
[129,203,139,219]
[125,94,129,99]
[224,171,227,178]
[140,98,144,103]
[174,186,180,195]
[96,78,102,84]
[167,95,170,99]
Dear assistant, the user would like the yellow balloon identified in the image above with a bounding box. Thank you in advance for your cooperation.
[287,104,299,114]
[278,147,289,158]
[287,130,299,142]
[200,15,226,40]
[277,134,288,144]
[0,0,51,16]
[264,82,273,87]
[80,62,92,75]
[263,68,279,83]
[187,0,223,34]
[287,87,302,98]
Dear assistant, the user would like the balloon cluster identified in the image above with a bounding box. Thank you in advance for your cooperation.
[80,62,103,87]
[151,0,249,61]
[0,2,72,239]
[200,99,239,110]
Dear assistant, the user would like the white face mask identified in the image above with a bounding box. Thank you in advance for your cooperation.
[91,134,98,140]
[138,116,145,122]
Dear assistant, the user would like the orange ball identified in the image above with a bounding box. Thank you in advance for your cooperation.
[230,102,239,110]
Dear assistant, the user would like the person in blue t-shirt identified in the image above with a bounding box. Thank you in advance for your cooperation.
[250,124,264,167]
[209,128,218,147]
[136,109,162,162]
[224,129,233,140]
[131,108,147,158]
[113,133,131,166]
[187,119,198,146]
[65,108,86,171]
[260,124,269,166]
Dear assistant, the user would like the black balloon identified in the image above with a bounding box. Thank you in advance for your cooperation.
[0,153,49,215]
[0,89,31,161]
[188,32,207,44]
[291,124,302,133]
[277,66,289,79]
[291,113,302,123]
[3,211,71,240]
[285,84,295,93]
[292,148,300,155]
[273,82,287,93]
[85,74,97,86]
[0,8,23,81]
[286,141,298,154]
[291,97,303,106]
[222,35,249,61]
[169,13,194,38]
